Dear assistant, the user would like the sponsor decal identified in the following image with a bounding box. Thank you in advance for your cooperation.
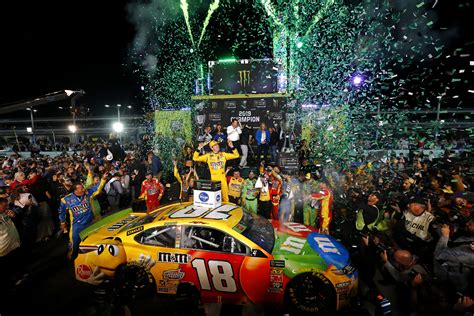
[270,260,285,268]
[126,226,144,236]
[163,269,185,280]
[158,252,191,264]
[307,233,349,269]
[336,281,351,289]
[270,275,283,283]
[216,193,221,202]
[199,192,209,202]
[270,268,283,275]
[158,287,170,293]
[280,236,306,254]
[77,264,92,280]
[283,222,312,233]
[107,215,138,231]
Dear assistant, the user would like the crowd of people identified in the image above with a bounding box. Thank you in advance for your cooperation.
[1,118,474,315]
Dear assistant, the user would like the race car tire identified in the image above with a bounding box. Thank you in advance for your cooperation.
[284,272,337,315]
[175,283,204,316]
[114,264,156,300]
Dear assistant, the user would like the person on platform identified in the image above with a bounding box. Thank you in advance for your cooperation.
[140,171,164,213]
[212,123,227,149]
[227,119,242,169]
[193,140,239,202]
[58,176,107,260]
[310,179,333,234]
[226,168,244,205]
[255,123,270,164]
[239,124,253,168]
[242,170,258,214]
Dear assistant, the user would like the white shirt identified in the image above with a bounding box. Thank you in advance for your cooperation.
[260,131,267,144]
[227,125,242,142]
[0,213,20,257]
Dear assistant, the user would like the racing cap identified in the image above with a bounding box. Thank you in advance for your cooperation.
[209,140,219,148]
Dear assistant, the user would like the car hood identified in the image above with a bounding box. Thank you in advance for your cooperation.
[271,222,350,270]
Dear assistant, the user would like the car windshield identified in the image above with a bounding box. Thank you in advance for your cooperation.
[233,211,275,254]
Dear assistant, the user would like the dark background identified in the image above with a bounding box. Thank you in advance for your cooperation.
[0,0,138,117]
[0,0,472,118]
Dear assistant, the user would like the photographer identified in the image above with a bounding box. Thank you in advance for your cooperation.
[434,224,474,293]
[381,248,431,312]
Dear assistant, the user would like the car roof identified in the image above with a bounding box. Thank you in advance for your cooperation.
[151,202,243,229]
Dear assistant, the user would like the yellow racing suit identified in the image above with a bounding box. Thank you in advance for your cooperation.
[193,149,239,202]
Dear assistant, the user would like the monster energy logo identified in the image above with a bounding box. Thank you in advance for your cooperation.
[238,70,251,87]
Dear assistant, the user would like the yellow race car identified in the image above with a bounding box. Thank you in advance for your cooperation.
[75,202,357,313]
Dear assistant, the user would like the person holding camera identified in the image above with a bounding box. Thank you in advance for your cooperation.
[434,224,474,293]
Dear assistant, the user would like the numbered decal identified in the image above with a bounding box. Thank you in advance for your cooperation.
[170,204,237,220]
[191,259,237,292]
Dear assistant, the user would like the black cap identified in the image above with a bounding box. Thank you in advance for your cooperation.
[408,195,426,206]
[370,191,383,201]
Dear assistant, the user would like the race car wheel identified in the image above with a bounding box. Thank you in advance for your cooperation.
[284,273,336,314]
[114,264,156,300]
[175,283,204,316]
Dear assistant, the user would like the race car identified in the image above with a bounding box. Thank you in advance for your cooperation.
[75,202,357,313]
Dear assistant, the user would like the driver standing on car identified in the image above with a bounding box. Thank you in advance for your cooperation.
[193,140,239,202]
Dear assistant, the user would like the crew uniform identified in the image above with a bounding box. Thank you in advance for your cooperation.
[242,177,258,213]
[59,179,105,260]
[140,178,164,213]
[193,142,239,202]
[227,176,244,205]
[269,173,283,220]
[311,188,333,232]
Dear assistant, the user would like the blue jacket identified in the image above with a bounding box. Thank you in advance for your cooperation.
[255,129,270,146]
[151,155,163,175]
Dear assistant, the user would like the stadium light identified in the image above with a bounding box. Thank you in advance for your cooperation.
[26,127,33,133]
[68,125,77,133]
[112,122,124,133]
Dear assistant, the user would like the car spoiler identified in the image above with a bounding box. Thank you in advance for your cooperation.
[79,208,134,240]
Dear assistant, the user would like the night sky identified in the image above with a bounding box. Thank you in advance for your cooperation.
[0,0,472,119]
[0,0,137,117]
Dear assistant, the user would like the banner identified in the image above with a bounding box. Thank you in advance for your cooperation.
[200,97,285,130]
[211,60,278,95]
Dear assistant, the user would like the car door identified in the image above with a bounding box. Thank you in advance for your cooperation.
[179,225,251,305]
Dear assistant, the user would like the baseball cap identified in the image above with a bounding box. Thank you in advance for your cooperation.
[408,195,426,206]
[305,173,311,180]
[209,140,219,148]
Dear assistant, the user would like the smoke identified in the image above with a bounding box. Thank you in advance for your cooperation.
[126,0,182,67]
